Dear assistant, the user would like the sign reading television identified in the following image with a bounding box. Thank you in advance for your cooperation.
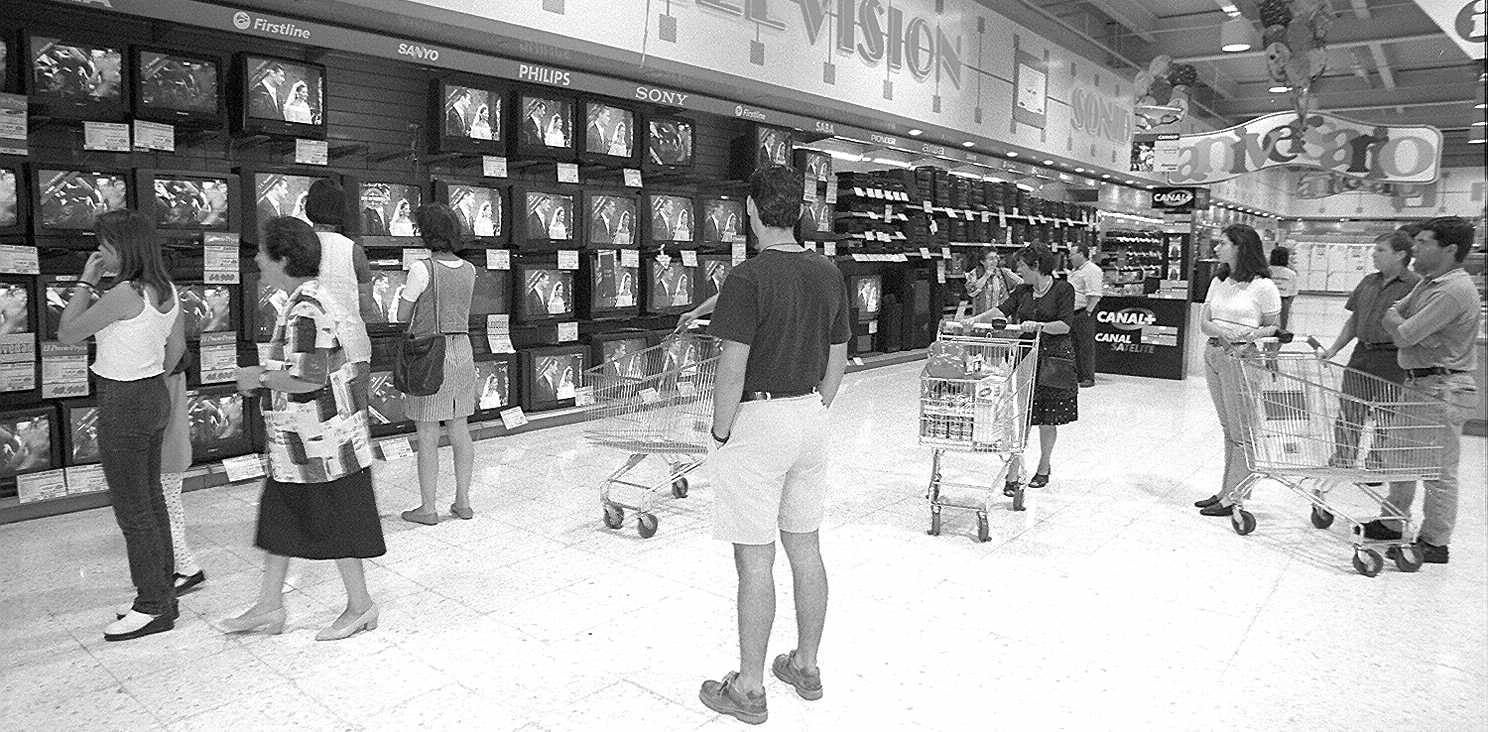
[1149,186,1209,213]
[1164,112,1443,186]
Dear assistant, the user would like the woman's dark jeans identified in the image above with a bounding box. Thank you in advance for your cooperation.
[98,374,175,616]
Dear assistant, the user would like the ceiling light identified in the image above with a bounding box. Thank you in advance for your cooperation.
[963,141,976,147]
[1006,151,1018,157]
[1220,15,1257,53]
[1476,102,1486,110]
[1042,159,1053,165]
[1074,167,1085,173]
[1101,174,1111,179]
[1473,120,1486,126]
[907,128,923,136]
[1268,85,1290,93]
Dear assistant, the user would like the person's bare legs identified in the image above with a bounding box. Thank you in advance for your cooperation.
[779,530,827,671]
[331,558,375,626]
[246,553,289,614]
[1036,425,1058,475]
[411,420,442,514]
[447,417,474,512]
[733,542,776,694]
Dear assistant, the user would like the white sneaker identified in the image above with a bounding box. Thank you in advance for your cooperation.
[104,610,174,642]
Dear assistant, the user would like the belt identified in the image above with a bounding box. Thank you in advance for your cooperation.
[1359,342,1398,351]
[1406,367,1469,378]
[741,388,819,402]
[1206,337,1249,347]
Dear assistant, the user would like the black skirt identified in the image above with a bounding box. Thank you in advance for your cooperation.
[255,468,386,560]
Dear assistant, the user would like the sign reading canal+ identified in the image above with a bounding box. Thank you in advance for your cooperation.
[1097,307,1156,332]
[1165,112,1443,185]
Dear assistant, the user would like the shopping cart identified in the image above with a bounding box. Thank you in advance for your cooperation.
[583,332,721,538]
[1214,335,1445,576]
[919,320,1039,542]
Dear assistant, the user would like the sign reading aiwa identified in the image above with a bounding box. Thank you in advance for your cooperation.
[1164,112,1443,185]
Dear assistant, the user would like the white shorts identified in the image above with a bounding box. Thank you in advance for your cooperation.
[708,394,832,545]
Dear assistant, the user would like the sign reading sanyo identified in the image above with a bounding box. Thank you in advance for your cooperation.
[232,10,311,40]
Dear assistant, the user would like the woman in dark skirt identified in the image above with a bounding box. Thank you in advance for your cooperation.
[220,216,385,642]
[970,244,1079,492]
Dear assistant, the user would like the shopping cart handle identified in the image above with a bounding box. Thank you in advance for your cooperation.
[1305,335,1323,351]
[1275,330,1294,344]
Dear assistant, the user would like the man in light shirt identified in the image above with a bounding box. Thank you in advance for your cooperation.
[1066,245,1103,388]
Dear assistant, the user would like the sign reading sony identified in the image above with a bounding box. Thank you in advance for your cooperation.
[1071,87,1131,145]
[1166,112,1443,185]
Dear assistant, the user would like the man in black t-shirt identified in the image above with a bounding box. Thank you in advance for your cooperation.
[697,165,850,725]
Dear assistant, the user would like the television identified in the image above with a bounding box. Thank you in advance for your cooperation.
[39,275,92,341]
[654,331,713,376]
[580,249,639,320]
[30,167,131,240]
[521,345,586,412]
[241,168,332,243]
[434,179,507,246]
[737,124,794,174]
[366,369,412,436]
[247,273,287,341]
[366,261,410,328]
[694,254,734,303]
[430,77,506,155]
[643,258,696,315]
[795,149,832,186]
[515,186,578,253]
[588,330,651,381]
[60,400,100,466]
[236,53,327,139]
[800,201,834,239]
[699,197,744,246]
[137,170,238,235]
[186,386,252,461]
[353,178,424,246]
[645,193,695,247]
[0,36,14,94]
[514,262,575,325]
[472,352,517,415]
[176,283,236,338]
[1,407,58,481]
[579,98,641,166]
[645,116,695,170]
[513,90,575,160]
[26,34,126,121]
[0,160,26,237]
[467,259,512,317]
[583,191,638,250]
[0,276,33,338]
[849,274,882,319]
[132,47,222,127]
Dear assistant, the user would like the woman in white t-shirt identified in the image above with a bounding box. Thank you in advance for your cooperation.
[1194,224,1281,519]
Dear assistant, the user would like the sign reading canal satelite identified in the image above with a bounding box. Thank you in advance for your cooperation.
[1163,112,1443,186]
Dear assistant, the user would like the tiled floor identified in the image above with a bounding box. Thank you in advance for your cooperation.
[2,296,1484,731]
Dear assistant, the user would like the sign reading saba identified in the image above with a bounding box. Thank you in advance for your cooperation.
[1164,112,1443,186]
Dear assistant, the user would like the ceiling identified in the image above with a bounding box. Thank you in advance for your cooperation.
[995,0,1485,169]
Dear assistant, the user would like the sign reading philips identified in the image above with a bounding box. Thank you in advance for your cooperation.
[231,10,311,39]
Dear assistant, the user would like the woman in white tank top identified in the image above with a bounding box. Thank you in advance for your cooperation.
[57,210,186,643]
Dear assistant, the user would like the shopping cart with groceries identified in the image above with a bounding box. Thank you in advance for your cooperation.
[1211,329,1445,576]
[919,319,1040,542]
[582,331,721,538]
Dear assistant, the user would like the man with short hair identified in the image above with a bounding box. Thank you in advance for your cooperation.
[303,179,373,370]
[1377,216,1480,564]
[699,164,850,725]
[1066,244,1103,387]
[249,64,285,120]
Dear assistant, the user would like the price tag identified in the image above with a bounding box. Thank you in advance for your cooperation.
[574,385,595,407]
[803,179,817,202]
[929,219,938,234]
[557,250,579,270]
[500,406,529,429]
[132,120,175,152]
[379,438,414,461]
[937,261,947,283]
[0,245,40,275]
[64,464,108,495]
[681,250,698,267]
[922,200,933,213]
[620,249,640,267]
[852,187,866,198]
[802,242,818,253]
[486,314,514,354]
[556,162,580,183]
[998,211,1008,228]
[223,454,266,482]
[867,321,878,334]
[892,254,908,262]
[0,335,36,392]
[677,380,697,397]
[482,156,508,178]
[294,138,328,166]
[850,357,865,366]
[0,93,26,156]
[823,241,837,256]
[941,246,953,258]
[851,254,868,262]
[41,342,89,399]
[617,168,643,188]
[918,247,932,258]
[16,469,68,504]
[486,249,510,270]
[199,332,238,384]
[883,205,893,221]
[402,248,432,270]
[731,240,747,261]
[203,236,241,284]
[83,121,130,152]
[825,185,838,203]
[556,321,579,342]
[639,387,660,403]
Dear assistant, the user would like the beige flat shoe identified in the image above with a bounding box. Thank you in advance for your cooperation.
[450,503,474,520]
[316,604,379,642]
[401,509,439,526]
[218,606,286,635]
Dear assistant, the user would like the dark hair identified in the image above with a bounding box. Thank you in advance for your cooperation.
[1075,243,1091,259]
[304,178,345,227]
[1397,222,1423,238]
[1376,230,1414,264]
[1217,224,1270,282]
[1419,216,1476,263]
[1268,246,1290,268]
[414,203,463,253]
[95,209,174,308]
[261,216,321,278]
[1011,245,1057,276]
[747,164,804,229]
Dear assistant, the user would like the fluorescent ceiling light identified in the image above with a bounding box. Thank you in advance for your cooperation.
[1041,159,1053,165]
[907,129,923,136]
[1074,167,1085,173]
[1269,85,1290,93]
[1101,174,1112,179]
[962,141,976,147]
[868,157,914,168]
[1006,151,1018,157]
[1220,15,1256,53]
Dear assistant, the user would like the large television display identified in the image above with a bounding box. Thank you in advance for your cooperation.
[849,274,882,318]
[61,400,101,466]
[589,331,650,381]
[646,193,695,246]
[31,168,130,238]
[579,98,640,166]
[646,116,695,170]
[695,254,734,303]
[431,78,505,155]
[246,169,323,243]
[355,179,424,246]
[700,197,744,245]
[521,345,585,412]
[581,249,638,320]
[186,387,251,461]
[177,283,235,338]
[800,201,833,238]
[472,353,516,414]
[0,277,33,337]
[644,258,695,315]
[754,125,794,167]
[237,53,326,138]
[435,179,506,245]
[27,35,126,120]
[132,47,222,126]
[516,187,577,252]
[0,162,23,236]
[366,369,412,436]
[584,191,638,249]
[469,265,512,317]
[39,276,92,341]
[795,149,832,185]
[138,170,236,233]
[514,92,575,159]
[1,407,58,481]
[367,263,409,327]
[514,263,575,325]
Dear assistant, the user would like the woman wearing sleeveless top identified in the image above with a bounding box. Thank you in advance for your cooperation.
[399,204,478,526]
[58,210,186,642]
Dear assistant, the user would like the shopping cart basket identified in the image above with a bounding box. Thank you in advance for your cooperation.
[583,333,721,538]
[919,320,1039,542]
[1215,336,1445,576]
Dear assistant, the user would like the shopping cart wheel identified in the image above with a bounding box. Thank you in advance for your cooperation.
[1352,548,1384,577]
[976,514,990,543]
[672,478,689,499]
[927,508,942,537]
[637,513,659,539]
[1309,506,1334,530]
[1230,510,1257,536]
[1011,486,1026,512]
[1387,544,1423,573]
[602,502,624,530]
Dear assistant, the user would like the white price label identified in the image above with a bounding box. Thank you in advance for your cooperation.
[851,254,868,262]
[677,381,697,397]
[222,454,266,482]
[0,336,36,392]
[486,249,510,270]
[941,247,953,258]
[868,321,878,334]
[0,93,26,155]
[83,121,130,152]
[486,314,514,354]
[41,342,89,399]
[556,163,580,183]
[936,261,947,283]
[64,464,108,495]
[922,200,933,213]
[16,469,68,504]
[803,178,817,202]
[620,249,640,267]
[0,245,40,275]
[574,385,595,407]
[556,321,579,342]
[681,250,698,267]
[482,156,508,178]
[823,241,837,256]
[132,120,175,152]
[379,438,414,461]
[557,250,579,270]
[294,138,328,166]
[623,168,643,187]
[500,407,528,429]
[199,333,239,384]
[639,387,660,403]
[850,357,865,366]
[918,247,932,258]
[852,187,865,197]
[203,241,240,284]
[825,185,838,203]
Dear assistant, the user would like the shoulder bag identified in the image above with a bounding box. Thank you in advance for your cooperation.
[394,260,446,396]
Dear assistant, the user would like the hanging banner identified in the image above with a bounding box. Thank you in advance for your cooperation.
[1163,112,1443,186]
[1293,171,1431,200]
[1414,0,1485,60]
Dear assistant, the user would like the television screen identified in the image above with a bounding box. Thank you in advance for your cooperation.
[64,402,101,465]
[0,280,30,336]
[135,49,220,123]
[522,190,575,246]
[0,38,10,93]
[597,336,648,380]
[252,172,317,240]
[445,183,504,240]
[517,94,573,152]
[469,268,511,316]
[756,125,794,167]
[700,198,744,244]
[851,274,882,315]
[473,358,513,411]
[801,201,833,234]
[519,267,574,321]
[36,169,128,232]
[1,410,56,479]
[40,277,90,340]
[367,267,409,325]
[647,260,695,313]
[586,193,637,249]
[589,250,638,314]
[530,350,582,405]
[441,83,501,145]
[648,194,694,244]
[152,175,231,230]
[242,55,325,133]
[647,117,694,168]
[582,101,636,160]
[696,256,734,302]
[252,279,287,340]
[29,36,125,118]
[1,166,20,230]
[660,336,706,376]
[186,389,248,460]
[366,370,409,430]
[177,284,234,337]
[358,182,421,238]
[797,149,832,184]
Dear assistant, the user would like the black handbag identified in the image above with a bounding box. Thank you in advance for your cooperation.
[394,260,446,397]
[1036,340,1078,391]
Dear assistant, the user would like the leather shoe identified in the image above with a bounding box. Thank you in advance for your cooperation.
[105,610,176,642]
[174,570,207,595]
[1193,494,1221,508]
[218,606,287,635]
[1199,503,1234,517]
[1362,519,1403,541]
[1416,541,1448,564]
